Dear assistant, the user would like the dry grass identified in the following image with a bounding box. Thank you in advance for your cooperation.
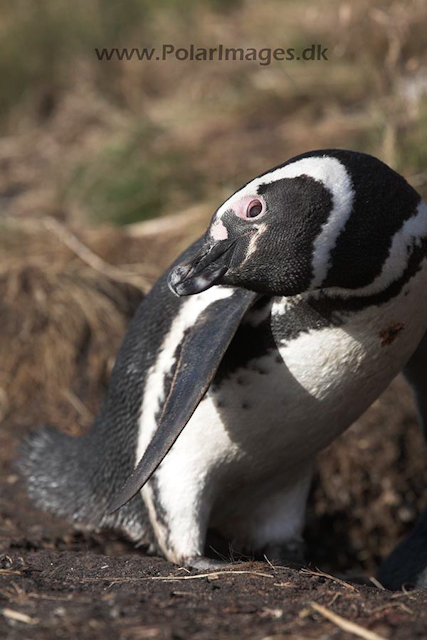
[0,222,144,431]
[0,209,204,431]
[0,0,426,227]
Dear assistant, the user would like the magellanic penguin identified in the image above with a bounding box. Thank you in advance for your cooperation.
[21,149,427,586]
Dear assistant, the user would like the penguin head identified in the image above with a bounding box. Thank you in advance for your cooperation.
[169,149,424,297]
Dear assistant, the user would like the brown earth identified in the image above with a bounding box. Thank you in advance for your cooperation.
[1,447,427,640]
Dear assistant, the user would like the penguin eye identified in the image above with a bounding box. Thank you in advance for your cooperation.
[234,195,266,221]
[246,199,263,219]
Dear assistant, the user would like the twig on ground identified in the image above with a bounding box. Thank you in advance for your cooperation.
[310,602,387,640]
[81,569,274,583]
[301,568,358,592]
[263,555,276,570]
[391,585,416,600]
[0,608,38,625]
[371,602,413,615]
[369,576,386,591]
[327,592,341,607]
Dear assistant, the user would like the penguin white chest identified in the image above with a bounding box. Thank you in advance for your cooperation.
[173,289,425,481]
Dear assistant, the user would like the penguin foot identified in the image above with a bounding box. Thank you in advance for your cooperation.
[185,556,230,571]
[261,540,306,567]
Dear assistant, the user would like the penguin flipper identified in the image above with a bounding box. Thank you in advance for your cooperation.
[109,287,257,513]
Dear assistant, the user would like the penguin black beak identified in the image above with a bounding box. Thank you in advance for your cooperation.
[168,238,236,296]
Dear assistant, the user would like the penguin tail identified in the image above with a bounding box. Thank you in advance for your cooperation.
[20,426,97,524]
[19,426,150,544]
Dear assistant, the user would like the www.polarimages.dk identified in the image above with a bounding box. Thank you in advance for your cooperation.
[95,44,329,65]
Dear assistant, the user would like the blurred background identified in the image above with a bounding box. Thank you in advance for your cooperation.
[1,0,427,575]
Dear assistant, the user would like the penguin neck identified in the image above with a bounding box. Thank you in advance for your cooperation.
[307,248,427,318]
[270,257,427,354]
[272,255,426,344]
[310,198,427,315]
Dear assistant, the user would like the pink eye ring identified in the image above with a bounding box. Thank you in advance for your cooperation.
[246,199,263,218]
[234,195,266,221]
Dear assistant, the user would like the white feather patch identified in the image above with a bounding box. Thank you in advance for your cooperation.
[136,285,235,465]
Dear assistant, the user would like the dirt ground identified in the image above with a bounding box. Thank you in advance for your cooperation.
[2,405,427,640]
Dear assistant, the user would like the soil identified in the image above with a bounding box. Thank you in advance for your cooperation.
[2,411,427,640]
